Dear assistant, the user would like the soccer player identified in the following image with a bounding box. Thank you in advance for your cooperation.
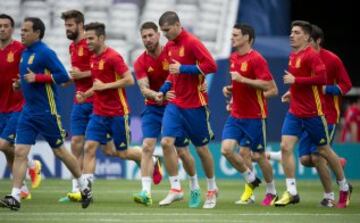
[296,24,352,207]
[156,11,218,209]
[0,13,42,199]
[77,22,142,196]
[133,21,201,207]
[274,20,351,208]
[341,97,360,142]
[221,24,278,206]
[0,17,92,211]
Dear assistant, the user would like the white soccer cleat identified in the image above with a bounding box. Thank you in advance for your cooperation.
[159,189,184,206]
[203,190,217,209]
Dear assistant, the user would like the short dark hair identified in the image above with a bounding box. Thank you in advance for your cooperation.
[0,14,15,27]
[233,23,255,44]
[140,21,158,32]
[24,17,45,39]
[84,22,106,36]
[61,10,85,24]
[311,24,324,46]
[291,20,312,35]
[159,11,180,26]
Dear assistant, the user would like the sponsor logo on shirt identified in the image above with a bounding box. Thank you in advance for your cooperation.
[295,58,301,68]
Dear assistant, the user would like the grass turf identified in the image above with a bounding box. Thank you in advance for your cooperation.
[0,179,359,223]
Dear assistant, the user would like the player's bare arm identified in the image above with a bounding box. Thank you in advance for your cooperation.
[137,77,159,100]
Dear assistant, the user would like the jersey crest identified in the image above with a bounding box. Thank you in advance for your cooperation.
[179,46,185,57]
[7,51,14,63]
[28,54,35,64]
[240,62,248,72]
[78,46,84,57]
[99,59,104,70]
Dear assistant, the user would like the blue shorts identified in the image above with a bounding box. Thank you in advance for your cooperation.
[0,112,21,144]
[85,114,130,151]
[15,111,66,148]
[141,105,189,147]
[298,124,336,157]
[71,103,93,136]
[281,112,329,146]
[222,115,267,152]
[162,103,214,147]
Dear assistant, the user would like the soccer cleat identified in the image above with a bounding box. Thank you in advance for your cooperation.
[152,158,163,185]
[67,191,82,202]
[203,190,217,209]
[235,194,255,205]
[159,189,184,206]
[261,193,278,206]
[337,183,352,208]
[236,178,261,205]
[0,195,21,211]
[274,191,300,207]
[81,180,93,209]
[320,198,335,208]
[134,190,152,206]
[28,160,42,189]
[20,191,32,200]
[188,189,201,208]
[58,196,71,203]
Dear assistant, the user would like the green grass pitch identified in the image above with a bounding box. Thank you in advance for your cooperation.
[0,179,359,223]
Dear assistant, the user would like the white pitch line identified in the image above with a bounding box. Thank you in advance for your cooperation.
[0,212,359,217]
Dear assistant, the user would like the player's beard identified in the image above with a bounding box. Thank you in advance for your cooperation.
[146,41,159,54]
[66,30,79,41]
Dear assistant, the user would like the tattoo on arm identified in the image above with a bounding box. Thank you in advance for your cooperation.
[138,78,157,99]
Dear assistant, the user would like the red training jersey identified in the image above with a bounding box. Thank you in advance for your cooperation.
[69,38,94,103]
[163,29,217,108]
[0,40,25,113]
[134,49,168,106]
[288,46,326,118]
[319,48,352,124]
[341,105,360,142]
[90,47,130,116]
[229,50,273,119]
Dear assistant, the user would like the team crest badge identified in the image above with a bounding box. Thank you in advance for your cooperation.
[179,46,185,57]
[28,54,35,64]
[78,47,83,56]
[147,66,154,72]
[240,62,248,72]
[162,59,169,70]
[99,60,104,70]
[7,51,14,63]
[295,58,301,68]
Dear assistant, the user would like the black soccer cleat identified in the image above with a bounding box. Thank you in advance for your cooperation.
[0,195,21,211]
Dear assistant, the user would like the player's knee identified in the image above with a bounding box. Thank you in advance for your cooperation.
[84,141,98,156]
[160,138,173,150]
[240,148,251,159]
[142,141,155,155]
[310,154,320,165]
[71,136,84,152]
[300,156,313,167]
[14,146,28,160]
[280,142,292,154]
[115,150,127,159]
[221,146,233,158]
[251,152,261,162]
